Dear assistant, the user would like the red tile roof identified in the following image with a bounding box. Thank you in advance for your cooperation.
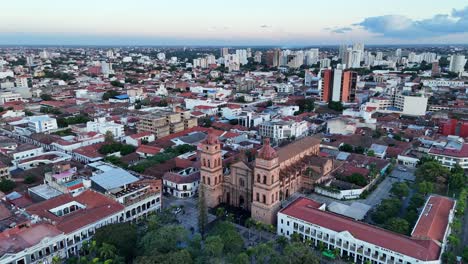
[26,190,124,234]
[130,131,153,139]
[429,144,468,158]
[411,196,455,242]
[280,197,442,261]
[137,145,162,155]
[73,143,104,159]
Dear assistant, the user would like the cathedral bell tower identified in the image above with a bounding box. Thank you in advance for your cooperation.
[199,130,223,208]
[251,138,281,225]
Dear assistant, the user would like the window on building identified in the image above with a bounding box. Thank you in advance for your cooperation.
[262,195,266,203]
[263,175,267,184]
[208,178,211,185]
[257,174,260,182]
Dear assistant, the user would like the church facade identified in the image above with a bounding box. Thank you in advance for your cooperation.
[199,132,331,225]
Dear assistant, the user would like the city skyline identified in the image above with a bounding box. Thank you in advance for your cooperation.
[1,0,468,45]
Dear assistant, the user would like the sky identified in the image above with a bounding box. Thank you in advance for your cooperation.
[1,0,468,46]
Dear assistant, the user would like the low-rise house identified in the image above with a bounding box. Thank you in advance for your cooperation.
[163,167,200,198]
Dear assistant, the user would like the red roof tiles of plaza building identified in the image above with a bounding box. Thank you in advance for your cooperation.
[411,196,455,242]
[429,144,468,158]
[26,190,124,234]
[280,197,442,261]
[0,223,63,256]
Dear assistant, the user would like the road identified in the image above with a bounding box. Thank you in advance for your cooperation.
[389,167,416,182]
[462,197,468,247]
[162,195,216,234]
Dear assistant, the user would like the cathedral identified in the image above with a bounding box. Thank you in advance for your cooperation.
[199,131,332,225]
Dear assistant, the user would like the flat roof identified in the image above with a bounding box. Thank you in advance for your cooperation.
[29,184,63,200]
[327,202,371,221]
[280,197,441,261]
[91,168,139,190]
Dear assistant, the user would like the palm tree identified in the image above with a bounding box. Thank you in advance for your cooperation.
[255,221,264,242]
[245,218,255,241]
[216,207,225,220]
[226,213,234,223]
[51,255,62,264]
[99,243,117,260]
[81,240,90,256]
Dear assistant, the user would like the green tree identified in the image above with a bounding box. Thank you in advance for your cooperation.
[40,93,53,101]
[93,223,137,261]
[390,182,410,198]
[372,198,402,224]
[339,143,353,152]
[283,242,319,264]
[99,243,117,260]
[328,101,344,111]
[342,173,368,187]
[209,221,244,254]
[415,161,450,183]
[140,225,188,255]
[232,252,249,264]
[385,218,410,234]
[0,179,16,192]
[462,246,468,262]
[198,185,208,237]
[204,235,224,259]
[23,175,37,184]
[367,149,375,157]
[417,181,434,195]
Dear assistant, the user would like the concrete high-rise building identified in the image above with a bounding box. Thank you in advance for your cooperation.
[221,47,229,57]
[395,49,402,58]
[236,49,248,65]
[432,62,440,76]
[449,55,467,73]
[321,69,357,103]
[342,49,353,69]
[376,52,384,61]
[254,51,262,63]
[106,50,114,58]
[350,50,362,68]
[26,55,34,67]
[352,43,365,54]
[320,58,331,68]
[247,48,252,58]
[306,49,319,65]
[206,55,216,65]
[338,44,347,61]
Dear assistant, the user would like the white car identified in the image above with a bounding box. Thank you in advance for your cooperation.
[398,166,407,172]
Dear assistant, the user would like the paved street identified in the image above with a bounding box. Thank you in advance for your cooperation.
[389,167,416,182]
[162,195,216,234]
[462,198,468,247]
[358,176,397,207]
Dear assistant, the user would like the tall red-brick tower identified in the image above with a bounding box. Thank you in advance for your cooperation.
[251,138,281,225]
[199,130,223,208]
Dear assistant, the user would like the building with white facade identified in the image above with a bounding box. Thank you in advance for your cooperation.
[27,115,58,133]
[259,120,308,141]
[278,196,455,264]
[86,117,124,138]
[449,54,467,74]
[393,93,428,116]
[0,91,22,105]
[163,167,200,198]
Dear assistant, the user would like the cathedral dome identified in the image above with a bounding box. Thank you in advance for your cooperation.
[204,129,220,145]
[258,138,277,160]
